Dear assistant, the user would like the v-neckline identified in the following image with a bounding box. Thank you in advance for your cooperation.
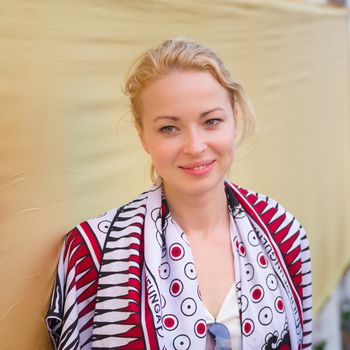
[203,283,237,322]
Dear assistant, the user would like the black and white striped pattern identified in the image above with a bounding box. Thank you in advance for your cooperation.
[91,194,148,349]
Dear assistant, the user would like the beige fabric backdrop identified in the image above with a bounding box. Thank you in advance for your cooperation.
[1,1,349,348]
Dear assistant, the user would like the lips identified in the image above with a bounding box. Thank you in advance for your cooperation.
[179,160,216,176]
[180,160,215,170]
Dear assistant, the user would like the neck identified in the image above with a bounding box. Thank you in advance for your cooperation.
[163,180,229,239]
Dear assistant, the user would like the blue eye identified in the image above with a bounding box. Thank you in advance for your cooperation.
[159,125,176,133]
[205,119,220,127]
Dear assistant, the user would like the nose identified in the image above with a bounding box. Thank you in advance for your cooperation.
[182,128,207,155]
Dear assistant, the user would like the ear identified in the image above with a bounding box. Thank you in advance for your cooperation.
[135,122,150,154]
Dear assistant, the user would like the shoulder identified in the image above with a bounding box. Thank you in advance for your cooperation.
[229,182,305,237]
[64,207,118,253]
[63,190,150,260]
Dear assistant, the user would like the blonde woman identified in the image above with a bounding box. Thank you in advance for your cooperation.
[46,38,312,350]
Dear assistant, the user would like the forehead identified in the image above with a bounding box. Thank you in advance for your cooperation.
[140,70,231,117]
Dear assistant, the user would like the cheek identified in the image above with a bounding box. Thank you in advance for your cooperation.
[218,130,236,155]
[225,143,235,164]
[147,143,172,168]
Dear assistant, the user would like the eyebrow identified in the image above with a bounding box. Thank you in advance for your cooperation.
[154,107,224,122]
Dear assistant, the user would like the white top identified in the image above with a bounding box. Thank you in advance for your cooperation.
[203,283,241,349]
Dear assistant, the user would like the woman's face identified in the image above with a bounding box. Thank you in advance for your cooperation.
[138,70,236,197]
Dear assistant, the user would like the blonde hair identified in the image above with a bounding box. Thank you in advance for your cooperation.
[123,37,256,183]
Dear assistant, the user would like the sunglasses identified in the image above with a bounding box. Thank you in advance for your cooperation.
[206,322,232,350]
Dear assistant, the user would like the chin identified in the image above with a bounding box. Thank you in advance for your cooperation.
[178,175,226,197]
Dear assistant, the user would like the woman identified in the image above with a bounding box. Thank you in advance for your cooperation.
[46,38,312,350]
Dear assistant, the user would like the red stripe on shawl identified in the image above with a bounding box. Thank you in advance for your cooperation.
[64,227,80,261]
[143,275,160,350]
[80,221,102,263]
[228,183,304,327]
[65,231,99,292]
[80,316,94,332]
[62,225,100,335]
[116,339,146,350]
[65,230,91,284]
[79,299,96,321]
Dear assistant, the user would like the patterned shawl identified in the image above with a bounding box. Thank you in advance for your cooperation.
[46,181,312,349]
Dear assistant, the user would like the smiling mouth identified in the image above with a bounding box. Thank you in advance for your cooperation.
[180,160,215,175]
[179,160,215,171]
[191,165,207,171]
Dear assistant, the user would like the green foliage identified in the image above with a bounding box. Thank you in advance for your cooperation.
[313,341,326,350]
[341,307,350,332]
